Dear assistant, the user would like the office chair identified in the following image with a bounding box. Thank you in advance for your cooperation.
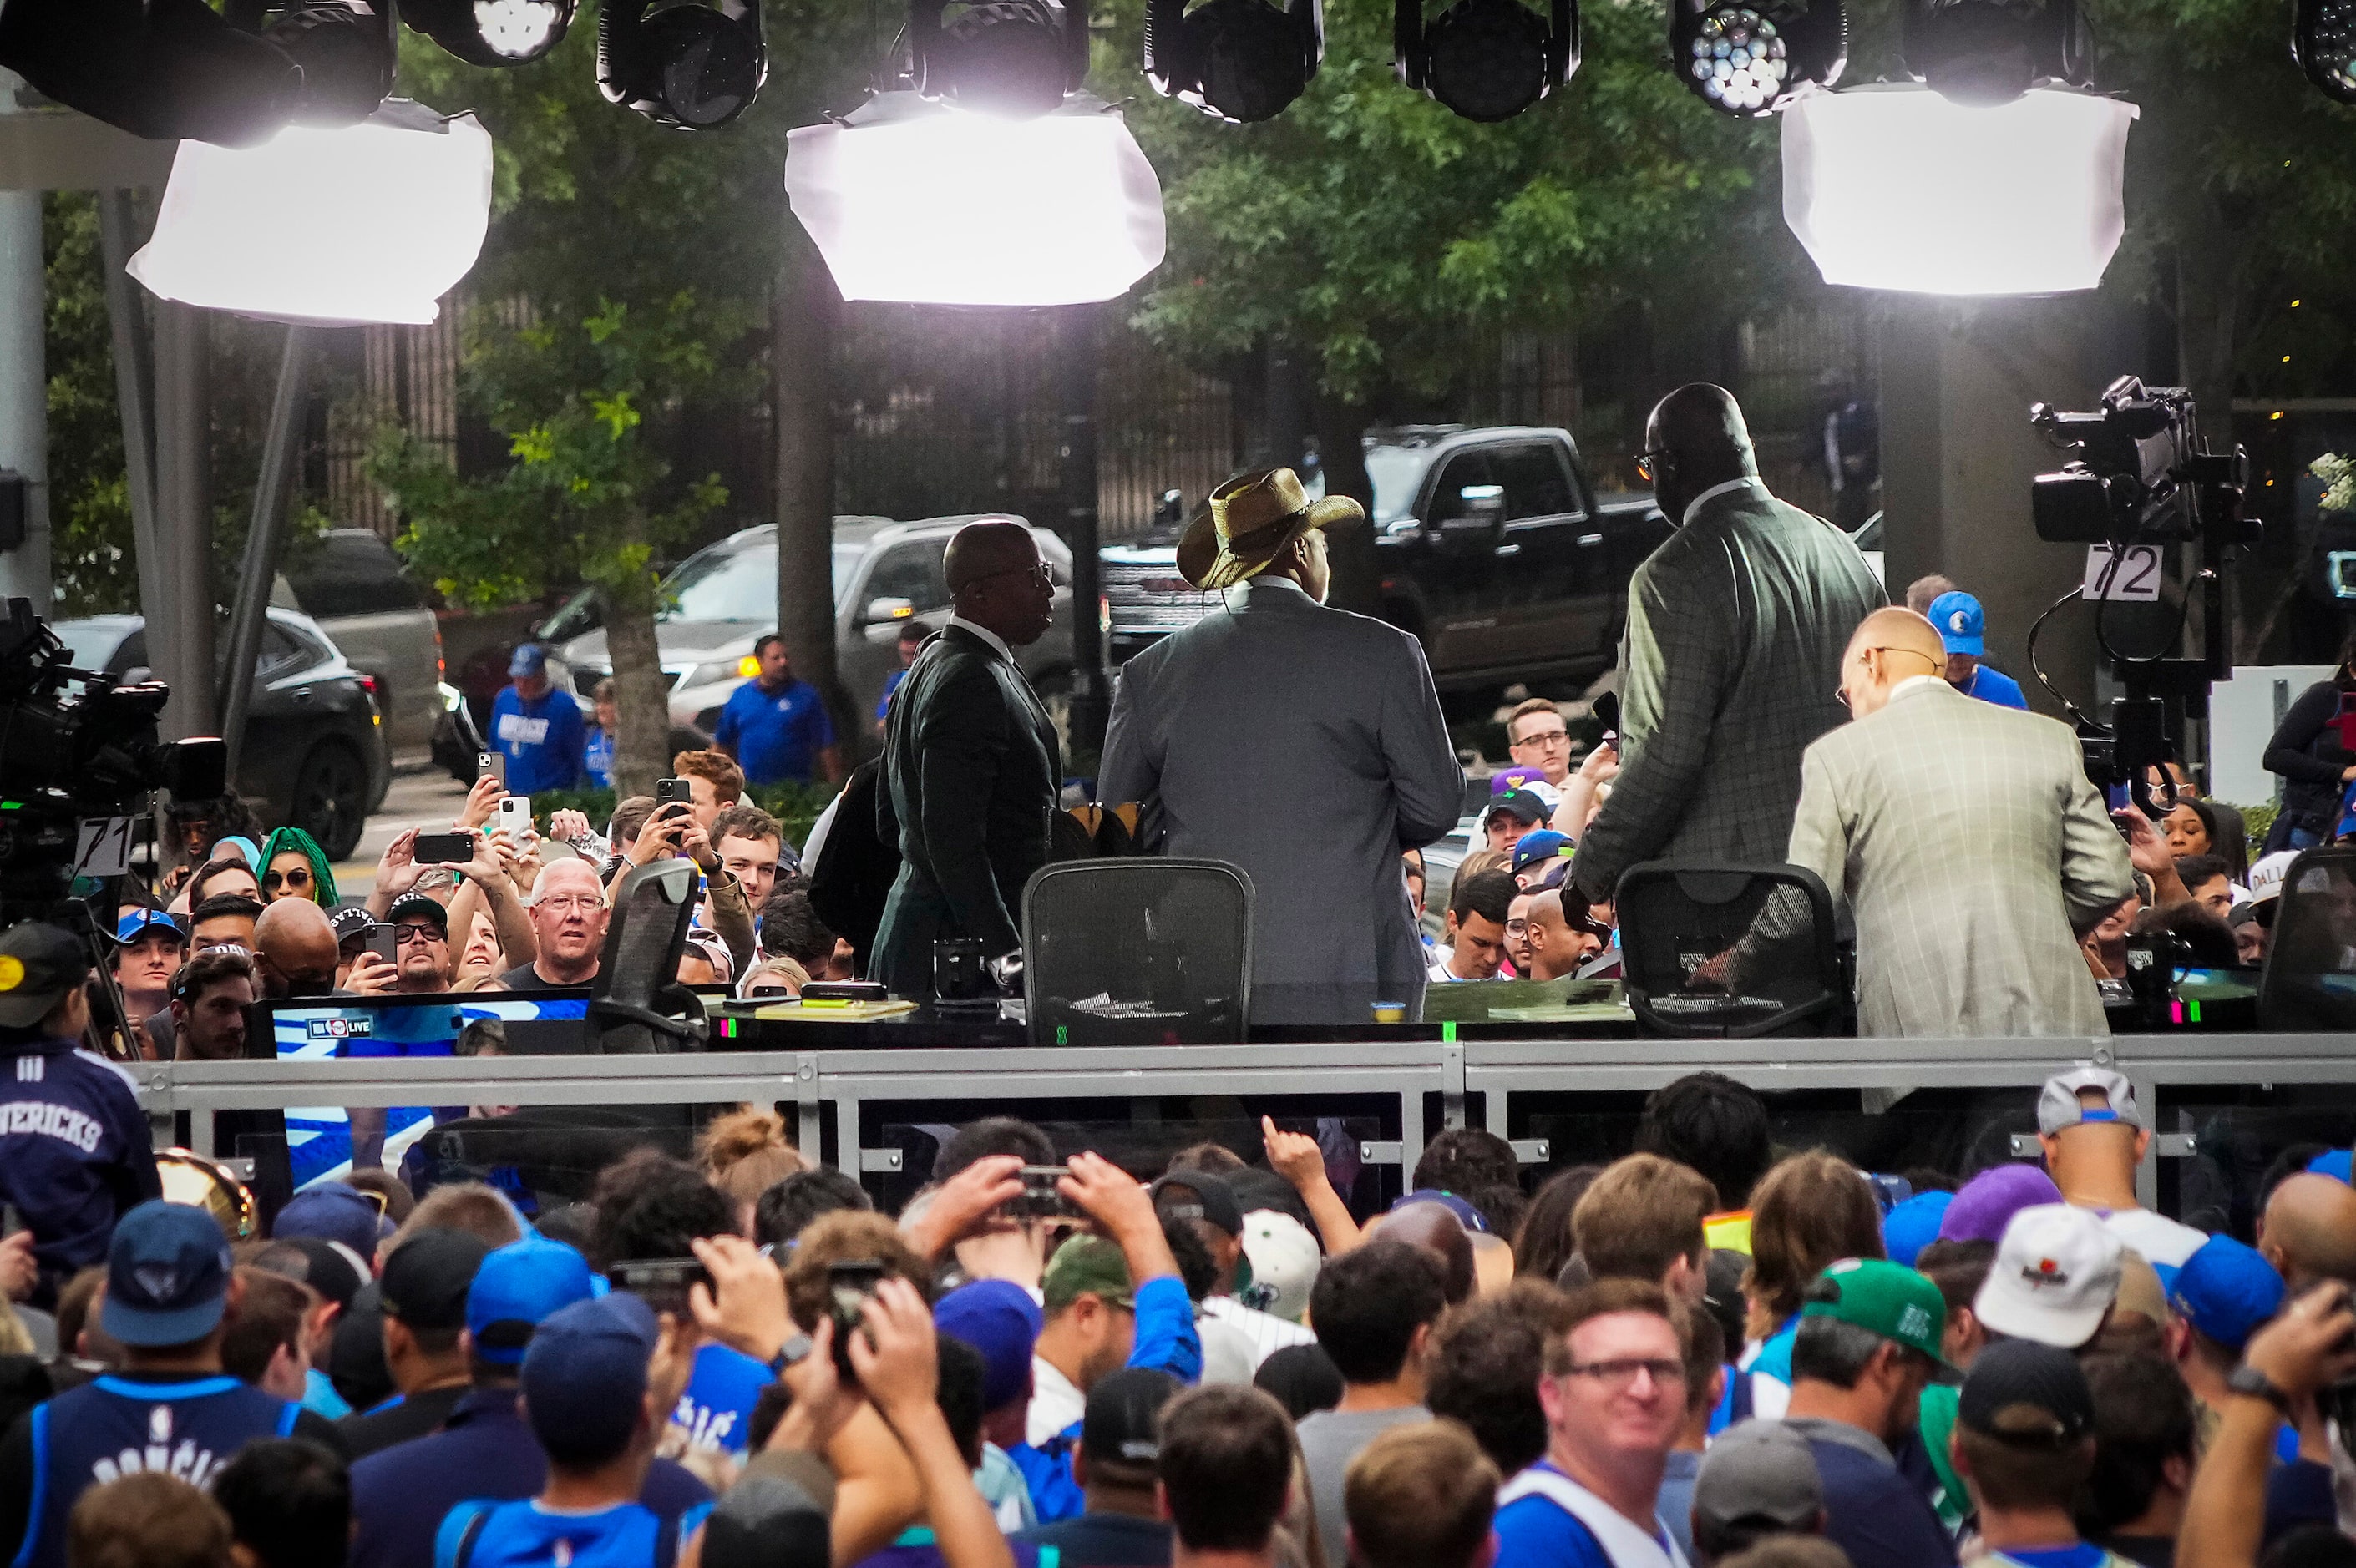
[1022,858,1252,1045]
[2257,847,2356,1033]
[1616,861,1843,1038]
[589,857,707,1054]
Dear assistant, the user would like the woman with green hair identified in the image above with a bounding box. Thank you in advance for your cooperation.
[257,825,338,907]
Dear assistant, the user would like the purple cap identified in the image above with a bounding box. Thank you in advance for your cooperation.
[1938,1166,2064,1245]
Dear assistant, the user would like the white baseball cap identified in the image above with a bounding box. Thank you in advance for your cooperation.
[1237,1211,1320,1323]
[2247,850,2298,909]
[1974,1203,2125,1349]
[2038,1066,2145,1136]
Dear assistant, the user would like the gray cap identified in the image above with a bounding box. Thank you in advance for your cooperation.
[1694,1422,1823,1531]
[2038,1067,2143,1135]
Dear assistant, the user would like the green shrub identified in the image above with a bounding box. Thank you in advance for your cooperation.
[2232,800,2277,865]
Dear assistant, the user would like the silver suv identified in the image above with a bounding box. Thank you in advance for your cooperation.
[546,516,1077,738]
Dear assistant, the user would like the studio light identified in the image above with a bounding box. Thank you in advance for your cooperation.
[127,101,494,326]
[404,0,578,66]
[913,0,1091,118]
[0,0,302,147]
[1145,0,1325,124]
[2295,0,2356,104]
[1902,0,2090,106]
[598,0,768,129]
[1396,0,1578,123]
[1781,83,2135,295]
[1670,0,1843,116]
[785,91,1166,306]
[225,0,400,128]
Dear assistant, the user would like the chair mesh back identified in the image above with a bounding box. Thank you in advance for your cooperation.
[590,858,702,1054]
[1616,862,1839,1038]
[1022,859,1252,1045]
[2259,848,2356,1032]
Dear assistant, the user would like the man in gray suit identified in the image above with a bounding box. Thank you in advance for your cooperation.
[1100,468,1464,1023]
[1572,385,1884,904]
[873,519,1061,998]
[1711,608,2136,1036]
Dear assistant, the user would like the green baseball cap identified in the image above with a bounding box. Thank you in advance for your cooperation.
[1801,1257,1951,1368]
[1042,1235,1134,1314]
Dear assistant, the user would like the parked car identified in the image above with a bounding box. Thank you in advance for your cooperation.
[544,515,1078,741]
[53,609,393,860]
[1102,425,1668,693]
[272,528,444,751]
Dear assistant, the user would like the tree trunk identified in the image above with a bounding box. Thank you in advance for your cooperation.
[773,226,853,764]
[605,571,671,802]
[1311,384,1378,617]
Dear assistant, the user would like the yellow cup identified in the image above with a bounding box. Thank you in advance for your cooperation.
[1371,1001,1406,1024]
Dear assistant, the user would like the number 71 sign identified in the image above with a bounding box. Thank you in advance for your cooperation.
[2084,544,2163,603]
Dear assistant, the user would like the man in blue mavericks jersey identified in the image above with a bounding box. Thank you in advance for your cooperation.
[0,1201,345,1568]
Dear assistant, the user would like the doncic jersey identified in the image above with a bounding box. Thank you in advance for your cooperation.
[13,1375,300,1568]
[666,1344,768,1458]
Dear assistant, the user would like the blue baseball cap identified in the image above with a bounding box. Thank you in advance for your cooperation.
[274,1182,393,1262]
[521,1294,659,1462]
[1511,829,1573,874]
[509,642,548,677]
[104,1200,234,1348]
[2170,1235,2284,1353]
[1390,1189,1488,1234]
[2308,1149,2352,1184]
[114,909,185,946]
[935,1280,1042,1413]
[1882,1190,1953,1269]
[469,1237,601,1366]
[1927,591,1985,656]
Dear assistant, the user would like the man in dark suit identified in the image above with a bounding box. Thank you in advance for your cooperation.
[1572,384,1884,904]
[872,519,1062,997]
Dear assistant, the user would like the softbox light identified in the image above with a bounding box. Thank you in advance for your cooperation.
[785,92,1166,306]
[1781,83,2135,295]
[127,101,494,326]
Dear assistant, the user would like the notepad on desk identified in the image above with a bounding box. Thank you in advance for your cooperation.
[754,999,920,1022]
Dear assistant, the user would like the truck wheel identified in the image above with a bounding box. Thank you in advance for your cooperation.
[291,741,368,861]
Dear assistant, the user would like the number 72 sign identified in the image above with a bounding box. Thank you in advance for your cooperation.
[2084,544,2163,603]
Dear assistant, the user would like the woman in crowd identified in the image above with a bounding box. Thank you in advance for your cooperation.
[2263,630,2356,852]
[258,826,338,907]
[1740,1148,1886,1417]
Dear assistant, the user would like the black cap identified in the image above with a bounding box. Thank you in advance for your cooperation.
[0,923,89,1029]
[329,906,377,944]
[1082,1367,1183,1469]
[1151,1171,1244,1237]
[1958,1338,2095,1445]
[386,893,449,934]
[379,1227,491,1330]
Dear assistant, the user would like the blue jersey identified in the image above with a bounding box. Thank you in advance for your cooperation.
[585,727,616,791]
[667,1344,769,1458]
[0,1041,160,1303]
[489,687,587,794]
[11,1376,301,1568]
[434,1498,712,1568]
[1962,664,2029,709]
[712,678,835,786]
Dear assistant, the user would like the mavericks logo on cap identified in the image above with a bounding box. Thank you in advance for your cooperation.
[1950,610,1969,633]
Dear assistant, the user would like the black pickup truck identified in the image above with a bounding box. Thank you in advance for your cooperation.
[1100,424,1669,691]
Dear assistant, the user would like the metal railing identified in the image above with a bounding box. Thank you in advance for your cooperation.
[133,1031,2356,1209]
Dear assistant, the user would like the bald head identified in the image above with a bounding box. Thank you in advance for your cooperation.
[2262,1173,2356,1290]
[944,519,1055,650]
[1836,608,1948,720]
[1644,383,1756,522]
[1524,888,1599,982]
[1376,1201,1475,1304]
[252,898,337,998]
[944,520,1039,596]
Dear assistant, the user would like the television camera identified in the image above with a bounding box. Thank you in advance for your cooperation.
[2028,377,2257,819]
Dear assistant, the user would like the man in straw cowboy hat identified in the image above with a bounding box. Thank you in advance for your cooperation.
[1100,468,1462,1022]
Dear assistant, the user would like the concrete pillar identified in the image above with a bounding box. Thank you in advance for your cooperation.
[152,301,215,743]
[1878,296,2134,719]
[0,74,49,607]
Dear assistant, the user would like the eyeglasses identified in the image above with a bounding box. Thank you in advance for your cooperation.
[1505,918,1532,935]
[535,895,605,913]
[1562,1358,1687,1392]
[973,562,1055,589]
[263,867,312,891]
[393,923,445,947]
[1512,726,1572,750]
[1834,646,1943,709]
[1635,448,1673,483]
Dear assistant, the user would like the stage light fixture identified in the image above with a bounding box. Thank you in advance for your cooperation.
[598,0,768,129]
[221,0,399,128]
[0,0,303,147]
[2295,0,2356,103]
[1396,0,1578,123]
[785,91,1165,306]
[912,0,1091,118]
[1901,0,2090,106]
[1670,0,1843,116]
[1781,83,2134,294]
[128,101,494,326]
[1145,0,1325,124]
[403,0,577,66]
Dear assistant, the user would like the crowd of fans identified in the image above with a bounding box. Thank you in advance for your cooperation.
[0,1044,2353,1568]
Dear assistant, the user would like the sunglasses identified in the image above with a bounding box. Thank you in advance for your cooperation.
[1635,448,1672,483]
[264,867,312,891]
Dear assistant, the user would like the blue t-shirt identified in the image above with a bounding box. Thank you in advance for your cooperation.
[1492,1464,1653,1568]
[667,1343,770,1457]
[585,728,616,791]
[876,668,909,721]
[1962,664,2029,709]
[712,678,835,786]
[1990,1548,2112,1568]
[490,687,587,794]
[435,1498,712,1568]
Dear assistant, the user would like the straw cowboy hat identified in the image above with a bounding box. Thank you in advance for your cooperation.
[1176,467,1365,591]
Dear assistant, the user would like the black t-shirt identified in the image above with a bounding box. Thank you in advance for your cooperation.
[337,1380,471,1461]
[492,963,594,992]
[1011,1511,1173,1567]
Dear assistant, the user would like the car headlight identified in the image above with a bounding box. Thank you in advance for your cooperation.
[687,657,758,687]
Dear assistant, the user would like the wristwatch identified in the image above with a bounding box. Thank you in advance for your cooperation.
[770,1333,813,1378]
[2227,1363,2294,1414]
